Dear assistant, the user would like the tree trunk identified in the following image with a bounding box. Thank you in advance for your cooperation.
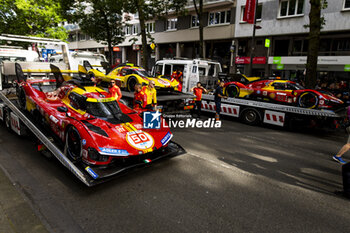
[137,0,149,71]
[193,0,204,58]
[305,0,322,89]
[102,10,113,66]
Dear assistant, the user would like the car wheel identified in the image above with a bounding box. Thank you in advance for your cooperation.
[127,77,137,92]
[64,126,82,162]
[226,85,240,98]
[298,92,318,109]
[240,108,261,125]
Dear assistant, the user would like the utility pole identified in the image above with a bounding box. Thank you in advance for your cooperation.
[248,0,258,76]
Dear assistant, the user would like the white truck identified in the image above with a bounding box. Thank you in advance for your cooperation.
[49,51,108,73]
[152,58,222,93]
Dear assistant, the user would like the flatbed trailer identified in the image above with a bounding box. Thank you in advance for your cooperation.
[200,94,345,127]
[0,34,185,186]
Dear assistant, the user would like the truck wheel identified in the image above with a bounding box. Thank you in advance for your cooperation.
[240,108,261,125]
[127,77,137,92]
[298,92,318,109]
[226,85,240,97]
[64,126,82,162]
[18,88,26,110]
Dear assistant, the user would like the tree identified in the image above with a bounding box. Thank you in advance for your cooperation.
[0,0,68,40]
[193,0,204,58]
[123,0,187,71]
[305,0,327,88]
[72,0,125,65]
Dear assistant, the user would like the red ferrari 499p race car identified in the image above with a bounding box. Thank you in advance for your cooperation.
[224,78,343,109]
[15,64,180,172]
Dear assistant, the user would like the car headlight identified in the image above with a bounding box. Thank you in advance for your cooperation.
[88,147,109,162]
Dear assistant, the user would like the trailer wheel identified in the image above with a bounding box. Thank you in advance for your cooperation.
[64,126,82,162]
[226,85,240,97]
[127,77,137,92]
[240,108,261,125]
[4,108,11,130]
[298,92,318,109]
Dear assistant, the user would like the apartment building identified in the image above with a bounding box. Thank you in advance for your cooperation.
[66,0,236,72]
[234,0,350,81]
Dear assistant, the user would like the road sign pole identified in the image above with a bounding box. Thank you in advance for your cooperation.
[248,0,258,76]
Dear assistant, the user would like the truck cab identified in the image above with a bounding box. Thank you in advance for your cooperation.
[152,59,222,93]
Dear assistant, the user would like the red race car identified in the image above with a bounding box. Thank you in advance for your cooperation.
[15,64,182,179]
[224,78,344,109]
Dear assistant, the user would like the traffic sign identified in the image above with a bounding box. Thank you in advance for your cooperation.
[345,65,350,72]
[265,39,270,48]
[150,43,155,50]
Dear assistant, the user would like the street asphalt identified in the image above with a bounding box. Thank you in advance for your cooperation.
[0,116,350,233]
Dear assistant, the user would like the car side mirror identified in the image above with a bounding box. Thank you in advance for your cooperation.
[57,106,68,113]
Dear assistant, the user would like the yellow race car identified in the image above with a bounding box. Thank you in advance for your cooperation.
[83,62,179,92]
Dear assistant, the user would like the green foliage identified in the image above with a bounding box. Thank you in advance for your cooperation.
[0,0,68,40]
[73,0,125,46]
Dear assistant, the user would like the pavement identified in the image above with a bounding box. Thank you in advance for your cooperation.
[0,165,48,233]
[0,116,350,232]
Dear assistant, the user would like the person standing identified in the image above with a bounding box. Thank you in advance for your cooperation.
[190,82,207,118]
[108,79,122,102]
[333,106,350,164]
[214,81,227,121]
[142,81,157,110]
[133,83,147,109]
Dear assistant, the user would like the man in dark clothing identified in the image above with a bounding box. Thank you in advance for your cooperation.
[214,81,227,121]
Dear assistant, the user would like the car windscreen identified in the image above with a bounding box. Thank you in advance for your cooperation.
[86,101,121,118]
[135,69,151,77]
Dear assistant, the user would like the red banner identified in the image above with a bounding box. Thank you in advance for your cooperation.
[243,0,256,24]
[235,57,266,64]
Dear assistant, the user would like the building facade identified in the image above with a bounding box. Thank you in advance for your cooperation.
[234,0,350,81]
[66,0,350,82]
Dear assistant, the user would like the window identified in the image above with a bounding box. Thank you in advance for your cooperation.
[146,22,155,33]
[167,18,177,31]
[132,24,139,35]
[279,0,304,17]
[208,10,231,25]
[125,26,131,35]
[241,4,262,22]
[344,0,350,9]
[164,64,172,76]
[191,15,199,27]
[78,33,86,41]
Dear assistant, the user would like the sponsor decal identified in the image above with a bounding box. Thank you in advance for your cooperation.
[161,132,173,145]
[319,100,324,105]
[263,91,267,96]
[269,93,276,99]
[115,125,126,133]
[49,115,58,124]
[158,79,170,86]
[143,111,161,129]
[256,90,261,95]
[82,139,86,146]
[99,147,129,156]
[85,166,99,179]
[126,130,155,150]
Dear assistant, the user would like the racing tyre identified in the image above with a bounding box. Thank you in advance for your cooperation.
[226,85,240,98]
[127,77,137,92]
[298,92,318,109]
[64,126,82,162]
[240,108,261,126]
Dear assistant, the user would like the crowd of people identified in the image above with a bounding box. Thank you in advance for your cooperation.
[315,79,350,105]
